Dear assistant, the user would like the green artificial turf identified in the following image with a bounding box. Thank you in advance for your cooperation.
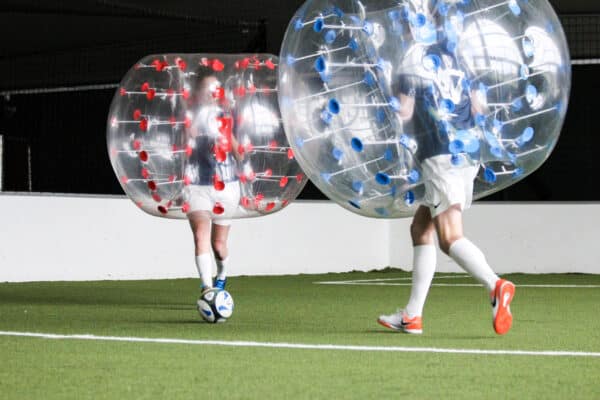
[1,271,599,399]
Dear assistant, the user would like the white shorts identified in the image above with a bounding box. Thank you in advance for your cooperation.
[185,181,241,226]
[421,155,479,218]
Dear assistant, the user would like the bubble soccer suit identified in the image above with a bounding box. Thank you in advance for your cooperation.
[279,0,570,218]
[108,54,308,220]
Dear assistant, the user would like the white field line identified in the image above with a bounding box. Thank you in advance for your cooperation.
[0,331,599,358]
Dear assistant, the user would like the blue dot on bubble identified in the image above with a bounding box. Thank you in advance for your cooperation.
[349,200,361,209]
[484,168,497,183]
[351,181,364,193]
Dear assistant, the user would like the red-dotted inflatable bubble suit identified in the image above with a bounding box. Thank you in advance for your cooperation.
[108,54,307,219]
[279,0,570,217]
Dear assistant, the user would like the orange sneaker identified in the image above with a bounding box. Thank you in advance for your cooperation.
[492,279,515,335]
[377,310,423,334]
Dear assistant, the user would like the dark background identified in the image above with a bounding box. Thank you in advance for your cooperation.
[0,0,599,200]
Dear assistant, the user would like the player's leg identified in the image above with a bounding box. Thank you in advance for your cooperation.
[188,210,214,290]
[406,205,437,319]
[211,221,231,289]
[434,205,515,334]
[377,206,434,334]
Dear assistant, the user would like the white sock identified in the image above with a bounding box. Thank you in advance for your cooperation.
[405,244,437,318]
[195,253,214,289]
[216,257,228,281]
[448,238,498,292]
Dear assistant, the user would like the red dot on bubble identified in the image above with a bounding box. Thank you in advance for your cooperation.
[139,151,149,162]
[119,88,127,96]
[158,205,168,214]
[239,175,247,184]
[182,202,190,213]
[240,58,250,69]
[146,89,156,100]
[265,202,275,212]
[182,89,190,100]
[279,177,288,187]
[264,169,273,177]
[139,119,148,132]
[237,144,245,156]
[256,193,265,202]
[147,181,157,191]
[169,175,176,183]
[241,197,250,207]
[265,59,276,70]
[177,59,187,71]
[141,168,150,179]
[141,82,150,92]
[282,199,289,207]
[269,140,278,149]
[213,176,225,191]
[133,109,142,120]
[133,140,142,150]
[215,149,227,163]
[184,117,191,129]
[213,203,225,215]
[287,149,294,159]
[152,193,162,202]
[211,59,225,72]
[213,87,225,100]
[185,146,193,157]
[296,173,304,182]
[120,176,129,184]
[183,175,192,185]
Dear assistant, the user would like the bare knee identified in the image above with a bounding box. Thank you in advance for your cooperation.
[211,238,228,260]
[438,235,462,255]
[410,220,435,246]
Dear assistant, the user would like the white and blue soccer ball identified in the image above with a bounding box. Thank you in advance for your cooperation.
[197,289,234,323]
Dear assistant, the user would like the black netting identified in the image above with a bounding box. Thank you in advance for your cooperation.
[0,6,267,194]
[561,14,600,59]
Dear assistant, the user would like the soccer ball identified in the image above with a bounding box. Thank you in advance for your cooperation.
[197,288,234,323]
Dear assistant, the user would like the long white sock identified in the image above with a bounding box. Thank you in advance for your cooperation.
[448,238,498,292]
[195,253,214,289]
[216,257,228,281]
[405,245,437,318]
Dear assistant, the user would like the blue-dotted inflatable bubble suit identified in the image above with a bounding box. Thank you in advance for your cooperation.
[108,54,307,219]
[279,0,570,217]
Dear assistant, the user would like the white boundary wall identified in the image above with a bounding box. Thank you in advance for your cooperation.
[0,193,598,282]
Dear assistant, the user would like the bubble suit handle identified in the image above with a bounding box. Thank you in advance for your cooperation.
[108,54,308,219]
[279,0,570,218]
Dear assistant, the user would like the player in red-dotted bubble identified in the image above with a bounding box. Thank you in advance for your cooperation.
[183,67,244,296]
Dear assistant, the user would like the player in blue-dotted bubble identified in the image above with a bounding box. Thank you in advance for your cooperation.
[377,0,515,335]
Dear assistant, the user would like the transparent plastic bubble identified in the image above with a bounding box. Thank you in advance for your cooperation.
[279,0,570,218]
[108,54,307,219]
